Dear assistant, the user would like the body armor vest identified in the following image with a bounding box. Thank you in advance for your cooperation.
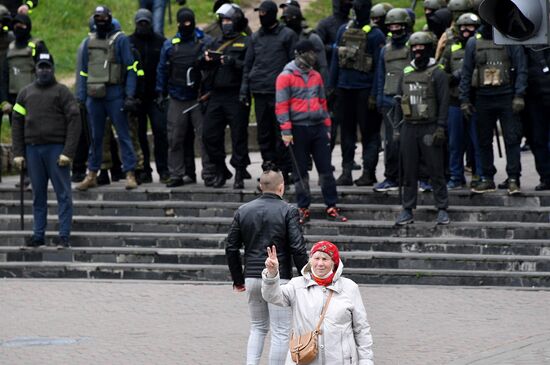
[401,64,440,123]
[338,23,373,73]
[168,37,202,89]
[449,41,465,98]
[383,43,410,96]
[6,39,37,95]
[473,36,511,88]
[87,32,124,98]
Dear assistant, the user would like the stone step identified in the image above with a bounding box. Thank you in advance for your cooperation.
[1,215,548,240]
[1,186,549,207]
[1,261,549,286]
[2,232,550,256]
[2,246,550,273]
[1,200,548,223]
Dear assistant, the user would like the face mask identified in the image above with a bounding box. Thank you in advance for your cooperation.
[284,17,302,33]
[221,22,235,37]
[95,20,112,37]
[179,24,194,38]
[14,27,29,41]
[459,29,474,42]
[340,1,353,16]
[353,0,371,26]
[296,51,317,70]
[413,48,431,69]
[391,27,406,41]
[260,11,277,29]
[135,22,152,36]
[36,67,55,86]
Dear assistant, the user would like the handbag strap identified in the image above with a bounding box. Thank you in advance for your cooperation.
[314,290,334,334]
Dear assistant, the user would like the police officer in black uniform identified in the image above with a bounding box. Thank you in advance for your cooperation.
[460,21,527,195]
[201,3,251,189]
[394,31,450,226]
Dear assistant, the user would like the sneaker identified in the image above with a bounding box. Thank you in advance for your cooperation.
[373,179,399,192]
[299,208,311,225]
[436,209,450,225]
[507,179,521,195]
[447,179,465,190]
[159,172,171,184]
[395,209,414,226]
[497,179,509,190]
[26,235,45,247]
[326,207,348,222]
[53,236,71,249]
[182,175,197,184]
[418,180,432,193]
[470,175,481,188]
[535,181,550,191]
[471,179,496,194]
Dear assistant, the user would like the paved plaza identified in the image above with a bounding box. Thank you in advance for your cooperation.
[1,280,550,364]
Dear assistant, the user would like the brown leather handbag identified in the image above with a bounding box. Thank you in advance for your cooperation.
[289,291,334,365]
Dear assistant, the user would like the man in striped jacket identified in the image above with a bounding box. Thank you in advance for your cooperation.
[275,39,347,224]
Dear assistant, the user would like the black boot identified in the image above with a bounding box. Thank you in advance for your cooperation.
[97,169,110,185]
[335,168,353,186]
[213,166,227,188]
[354,171,377,186]
[233,169,244,189]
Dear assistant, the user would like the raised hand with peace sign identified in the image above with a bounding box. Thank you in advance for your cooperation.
[265,245,279,278]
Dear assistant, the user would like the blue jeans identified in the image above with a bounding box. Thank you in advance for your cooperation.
[447,106,483,181]
[26,144,73,239]
[139,0,167,35]
[245,278,290,365]
[86,97,137,172]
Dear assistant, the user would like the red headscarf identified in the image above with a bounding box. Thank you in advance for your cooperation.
[310,241,340,286]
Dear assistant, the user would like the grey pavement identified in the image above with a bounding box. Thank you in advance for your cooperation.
[1,280,550,365]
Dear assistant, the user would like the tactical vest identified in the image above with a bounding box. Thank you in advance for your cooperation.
[168,37,202,89]
[401,64,440,123]
[337,23,374,73]
[449,41,465,98]
[86,32,125,97]
[6,39,38,95]
[383,43,410,96]
[472,35,511,88]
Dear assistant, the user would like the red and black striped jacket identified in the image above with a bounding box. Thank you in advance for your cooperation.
[275,61,331,136]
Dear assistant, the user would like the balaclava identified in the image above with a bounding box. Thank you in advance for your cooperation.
[413,43,433,70]
[13,14,31,44]
[353,0,372,26]
[282,5,303,34]
[93,6,113,38]
[177,8,196,39]
[426,8,451,39]
[35,54,56,87]
[257,1,278,29]
[134,8,153,38]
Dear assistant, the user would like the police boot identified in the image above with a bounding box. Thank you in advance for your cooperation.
[354,170,377,186]
[97,169,110,185]
[335,168,353,186]
[125,171,138,190]
[212,166,227,188]
[233,169,245,190]
[76,171,98,191]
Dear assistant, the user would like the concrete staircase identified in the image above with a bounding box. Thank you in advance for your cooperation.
[0,185,549,286]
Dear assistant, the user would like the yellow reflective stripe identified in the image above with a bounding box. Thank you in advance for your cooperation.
[362,25,372,34]
[28,41,36,57]
[13,103,27,116]
[137,69,145,76]
[404,66,414,74]
[26,1,35,8]
[80,71,88,77]
[451,43,462,52]
[172,38,181,44]
[127,61,139,73]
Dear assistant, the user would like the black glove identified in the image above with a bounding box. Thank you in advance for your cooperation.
[460,102,475,120]
[450,69,461,86]
[221,55,235,66]
[154,93,166,111]
[123,96,140,113]
[432,126,447,147]
[239,94,250,107]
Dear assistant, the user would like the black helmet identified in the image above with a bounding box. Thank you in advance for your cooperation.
[455,12,480,26]
[216,3,248,32]
[408,31,435,46]
[384,8,411,26]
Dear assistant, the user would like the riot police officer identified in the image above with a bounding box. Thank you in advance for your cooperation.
[77,6,138,191]
[460,21,527,195]
[440,12,482,189]
[329,0,386,186]
[201,3,251,189]
[394,31,450,225]
[373,8,412,192]
[435,0,473,60]
[423,0,451,41]
[0,5,12,182]
[369,2,393,37]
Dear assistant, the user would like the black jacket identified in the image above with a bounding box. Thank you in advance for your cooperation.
[11,81,81,159]
[241,22,297,96]
[315,0,349,67]
[129,31,166,101]
[225,193,309,286]
[200,33,250,92]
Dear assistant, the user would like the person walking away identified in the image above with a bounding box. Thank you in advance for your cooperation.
[226,168,309,365]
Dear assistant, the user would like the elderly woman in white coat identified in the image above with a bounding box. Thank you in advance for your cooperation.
[262,240,374,365]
